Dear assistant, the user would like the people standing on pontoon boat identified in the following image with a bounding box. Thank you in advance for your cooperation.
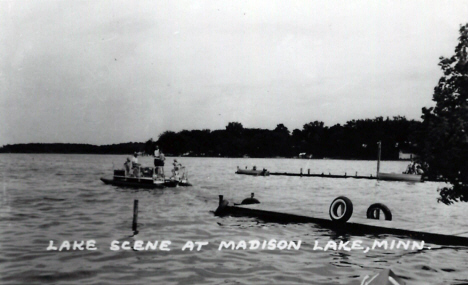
[154,145,165,177]
[172,159,181,173]
[124,157,132,176]
[132,152,140,177]
[171,159,184,179]
[154,145,160,159]
[132,152,139,164]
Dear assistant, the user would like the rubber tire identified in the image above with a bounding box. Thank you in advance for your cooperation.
[329,196,353,223]
[366,203,392,221]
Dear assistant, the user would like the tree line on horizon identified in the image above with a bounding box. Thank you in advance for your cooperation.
[154,117,421,160]
[0,142,146,154]
[0,116,421,161]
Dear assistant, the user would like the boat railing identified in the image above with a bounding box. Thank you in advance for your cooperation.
[171,165,186,179]
[179,167,188,181]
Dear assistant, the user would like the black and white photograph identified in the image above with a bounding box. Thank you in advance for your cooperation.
[1,1,468,284]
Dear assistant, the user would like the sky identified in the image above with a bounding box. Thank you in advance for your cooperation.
[1,0,468,146]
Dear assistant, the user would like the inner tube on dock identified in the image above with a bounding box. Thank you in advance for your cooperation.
[366,203,392,221]
[329,196,353,223]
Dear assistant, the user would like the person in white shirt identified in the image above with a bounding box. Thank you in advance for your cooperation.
[131,153,138,163]
[131,153,140,177]
[154,146,165,176]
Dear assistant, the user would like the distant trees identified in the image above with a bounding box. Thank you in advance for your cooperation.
[158,131,187,155]
[0,118,423,159]
[274,124,290,135]
[302,121,326,158]
[0,142,145,154]
[149,118,420,158]
[272,124,292,157]
[226,122,244,135]
[144,138,154,155]
[419,24,468,204]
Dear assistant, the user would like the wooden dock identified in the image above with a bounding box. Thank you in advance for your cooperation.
[214,196,468,246]
[270,170,377,180]
[266,169,443,182]
[238,143,445,182]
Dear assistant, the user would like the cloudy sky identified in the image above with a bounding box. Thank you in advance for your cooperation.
[1,0,467,145]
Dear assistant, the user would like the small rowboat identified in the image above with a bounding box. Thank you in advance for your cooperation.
[236,167,270,176]
[377,172,422,182]
[376,142,422,183]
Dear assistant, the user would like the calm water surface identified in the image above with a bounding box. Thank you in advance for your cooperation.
[1,154,467,284]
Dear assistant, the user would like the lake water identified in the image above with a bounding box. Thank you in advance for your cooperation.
[1,154,467,284]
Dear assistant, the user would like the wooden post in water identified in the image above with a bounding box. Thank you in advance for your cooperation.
[132,200,139,233]
[376,141,381,179]
[308,169,310,175]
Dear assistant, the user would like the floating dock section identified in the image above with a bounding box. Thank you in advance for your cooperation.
[270,170,377,180]
[215,195,468,246]
[266,169,442,182]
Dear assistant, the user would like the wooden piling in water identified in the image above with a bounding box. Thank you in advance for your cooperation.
[377,141,381,178]
[132,200,139,233]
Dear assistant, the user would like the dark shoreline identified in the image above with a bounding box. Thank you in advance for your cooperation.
[0,116,422,160]
[0,150,409,161]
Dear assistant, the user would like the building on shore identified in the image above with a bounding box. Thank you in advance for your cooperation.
[398,150,416,160]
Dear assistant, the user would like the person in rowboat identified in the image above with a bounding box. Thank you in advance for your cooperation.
[416,164,424,175]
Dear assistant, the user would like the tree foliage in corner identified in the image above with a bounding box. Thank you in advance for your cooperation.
[420,23,468,204]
